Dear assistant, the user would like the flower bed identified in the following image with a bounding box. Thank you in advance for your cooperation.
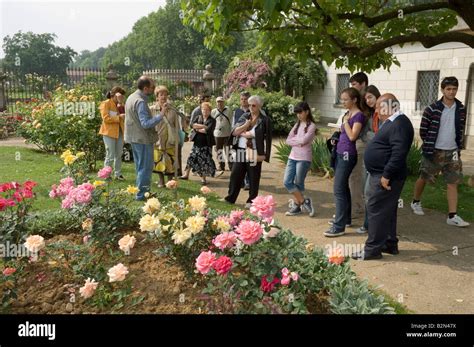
[1,151,395,314]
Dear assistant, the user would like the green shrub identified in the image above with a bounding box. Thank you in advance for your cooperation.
[274,138,333,177]
[16,85,106,170]
[226,88,313,134]
[407,142,422,176]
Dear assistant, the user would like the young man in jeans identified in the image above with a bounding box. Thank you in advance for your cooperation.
[411,76,469,227]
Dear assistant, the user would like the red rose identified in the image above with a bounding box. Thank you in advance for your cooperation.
[212,256,233,275]
[260,275,280,293]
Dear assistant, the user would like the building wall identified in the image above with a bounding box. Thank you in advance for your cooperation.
[307,42,474,148]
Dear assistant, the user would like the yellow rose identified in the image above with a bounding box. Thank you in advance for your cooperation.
[142,198,161,215]
[214,218,231,233]
[171,228,192,245]
[126,185,139,194]
[60,149,72,160]
[185,215,206,235]
[80,95,88,101]
[35,123,42,129]
[139,214,161,232]
[64,154,77,166]
[188,195,207,212]
[93,180,106,187]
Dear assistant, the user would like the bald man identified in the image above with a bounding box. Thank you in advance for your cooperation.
[125,76,167,200]
[352,94,414,260]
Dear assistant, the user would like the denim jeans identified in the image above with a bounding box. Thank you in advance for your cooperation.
[131,143,154,200]
[333,153,357,231]
[103,133,124,177]
[283,159,311,193]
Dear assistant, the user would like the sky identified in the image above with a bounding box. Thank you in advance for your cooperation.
[0,0,167,58]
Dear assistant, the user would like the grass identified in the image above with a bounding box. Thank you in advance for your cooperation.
[400,175,474,222]
[0,146,234,213]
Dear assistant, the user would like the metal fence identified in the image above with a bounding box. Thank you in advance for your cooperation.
[0,66,222,113]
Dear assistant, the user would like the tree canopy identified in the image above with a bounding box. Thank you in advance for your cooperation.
[181,0,474,72]
[2,31,77,78]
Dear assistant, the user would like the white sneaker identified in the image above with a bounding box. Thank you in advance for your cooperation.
[447,215,470,228]
[410,201,425,216]
[356,226,367,234]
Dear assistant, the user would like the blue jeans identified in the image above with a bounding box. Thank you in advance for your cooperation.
[131,143,154,200]
[333,153,357,231]
[284,159,311,193]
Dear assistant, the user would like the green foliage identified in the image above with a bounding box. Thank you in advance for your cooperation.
[100,0,245,79]
[226,88,303,134]
[2,31,77,79]
[407,142,422,177]
[181,0,463,72]
[16,85,105,170]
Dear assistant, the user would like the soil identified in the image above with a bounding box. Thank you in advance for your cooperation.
[10,233,204,314]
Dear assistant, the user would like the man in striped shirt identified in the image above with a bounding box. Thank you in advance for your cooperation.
[411,76,469,227]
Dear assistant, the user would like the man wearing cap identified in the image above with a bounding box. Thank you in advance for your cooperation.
[212,97,232,173]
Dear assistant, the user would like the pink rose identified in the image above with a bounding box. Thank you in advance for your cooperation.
[250,195,276,223]
[195,251,217,275]
[212,232,237,250]
[71,187,92,205]
[291,272,299,281]
[83,235,90,244]
[229,210,245,226]
[213,256,233,275]
[166,180,178,189]
[235,220,263,245]
[107,263,129,282]
[79,278,98,299]
[97,166,113,179]
[281,276,291,286]
[3,267,16,276]
[79,183,95,192]
[229,210,244,226]
[49,187,58,198]
[200,186,211,194]
[61,196,75,209]
[281,268,289,277]
[60,177,74,187]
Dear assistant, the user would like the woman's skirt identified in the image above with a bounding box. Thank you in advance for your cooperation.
[154,146,176,175]
[186,145,216,177]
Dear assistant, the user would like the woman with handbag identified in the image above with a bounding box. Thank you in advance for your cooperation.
[180,102,222,185]
[150,85,180,187]
[223,95,272,209]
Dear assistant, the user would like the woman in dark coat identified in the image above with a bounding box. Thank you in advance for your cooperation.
[180,102,222,185]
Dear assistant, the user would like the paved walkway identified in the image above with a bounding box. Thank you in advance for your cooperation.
[182,133,474,314]
[2,135,473,313]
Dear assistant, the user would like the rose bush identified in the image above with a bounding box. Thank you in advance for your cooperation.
[16,85,105,170]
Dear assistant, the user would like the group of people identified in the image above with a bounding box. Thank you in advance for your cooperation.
[318,72,469,260]
[98,72,469,261]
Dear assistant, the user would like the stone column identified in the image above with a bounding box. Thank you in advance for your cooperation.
[202,64,215,94]
[105,64,119,91]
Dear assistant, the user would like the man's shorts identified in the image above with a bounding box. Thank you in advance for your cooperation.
[420,149,463,184]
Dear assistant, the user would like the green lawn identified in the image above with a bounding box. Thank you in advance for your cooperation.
[0,146,234,213]
[400,175,474,222]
